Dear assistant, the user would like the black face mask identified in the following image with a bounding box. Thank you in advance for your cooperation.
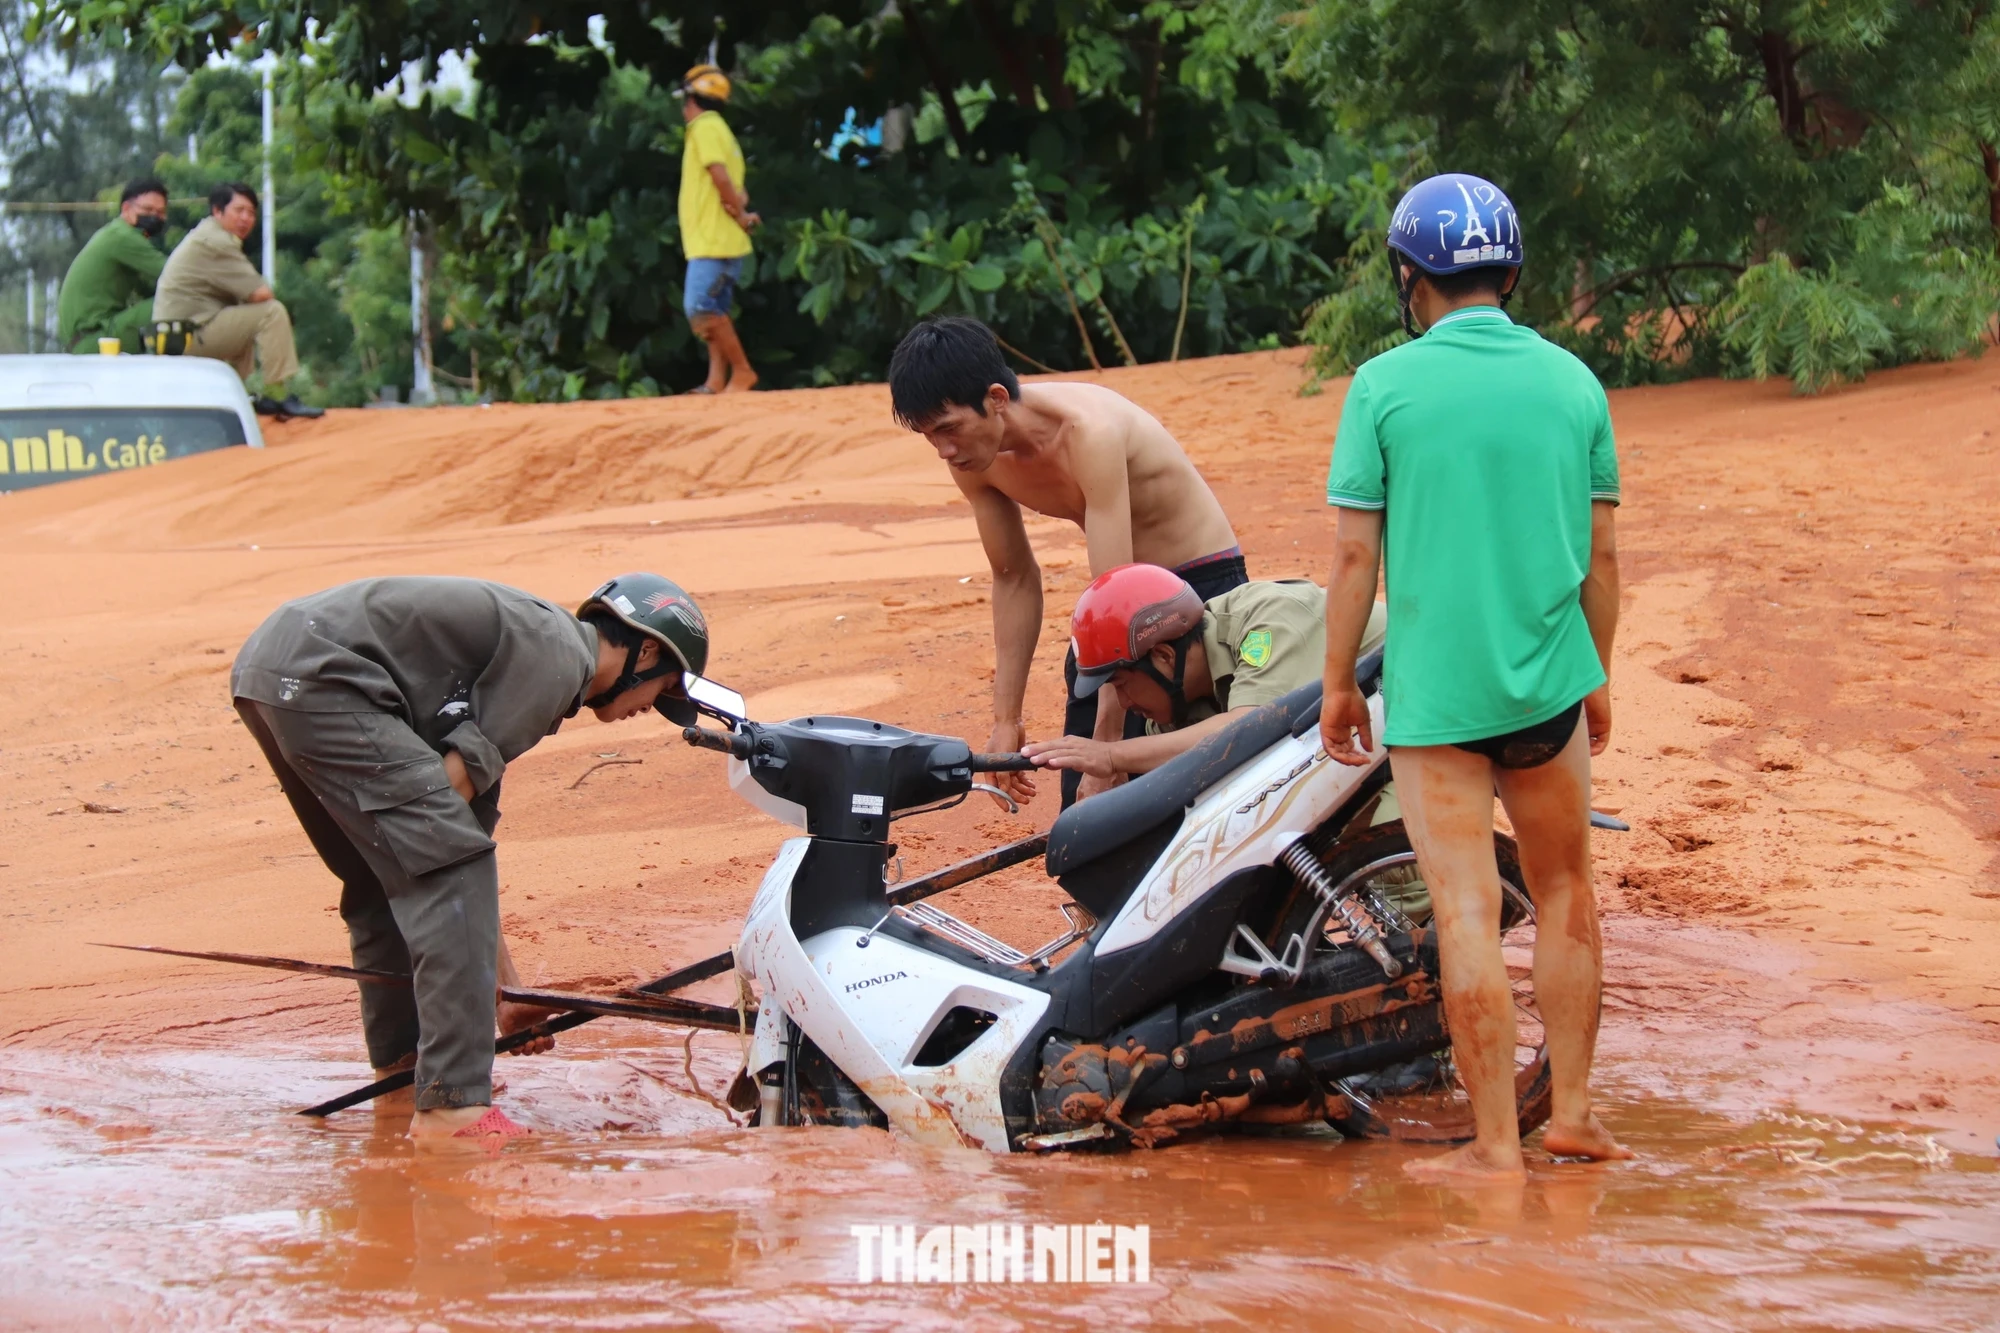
[135,213,167,239]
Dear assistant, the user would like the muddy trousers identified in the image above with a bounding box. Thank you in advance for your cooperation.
[235,699,501,1110]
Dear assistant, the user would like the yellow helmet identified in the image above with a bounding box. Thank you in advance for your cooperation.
[681,64,731,103]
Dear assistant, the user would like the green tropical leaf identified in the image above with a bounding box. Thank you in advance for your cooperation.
[914,272,954,315]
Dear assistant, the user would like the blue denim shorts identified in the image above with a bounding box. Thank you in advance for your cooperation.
[684,257,743,320]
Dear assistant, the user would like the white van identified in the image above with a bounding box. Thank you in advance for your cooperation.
[0,354,264,492]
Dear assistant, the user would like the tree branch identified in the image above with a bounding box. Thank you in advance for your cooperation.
[1574,261,1748,320]
[1134,20,1162,143]
[969,0,1042,107]
[1035,34,1074,111]
[903,3,973,157]
[0,9,53,154]
[1983,141,2000,257]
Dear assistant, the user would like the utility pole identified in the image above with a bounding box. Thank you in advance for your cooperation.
[260,59,276,283]
[24,267,33,352]
[409,212,434,404]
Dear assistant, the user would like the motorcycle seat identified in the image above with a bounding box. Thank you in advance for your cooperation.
[1045,649,1380,878]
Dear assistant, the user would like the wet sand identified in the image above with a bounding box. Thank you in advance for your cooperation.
[1,349,1996,1326]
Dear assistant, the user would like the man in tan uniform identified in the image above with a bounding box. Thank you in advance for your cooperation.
[1024,563,1385,783]
[155,182,322,420]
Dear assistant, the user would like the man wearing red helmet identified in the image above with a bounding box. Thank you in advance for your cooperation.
[1023,564,1383,783]
[888,316,1246,807]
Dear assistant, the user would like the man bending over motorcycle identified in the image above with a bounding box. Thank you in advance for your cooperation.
[888,316,1245,809]
[1022,563,1384,786]
[1319,174,1630,1182]
[233,573,710,1142]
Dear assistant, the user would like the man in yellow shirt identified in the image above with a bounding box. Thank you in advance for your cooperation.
[678,65,759,394]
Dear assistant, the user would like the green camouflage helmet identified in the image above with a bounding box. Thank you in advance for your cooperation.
[577,573,711,722]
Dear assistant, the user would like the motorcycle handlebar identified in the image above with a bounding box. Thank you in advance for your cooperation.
[970,753,1041,773]
[682,725,753,760]
[682,722,1038,773]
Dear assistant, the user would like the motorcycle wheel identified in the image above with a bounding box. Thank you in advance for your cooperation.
[777,1028,889,1130]
[1280,819,1552,1144]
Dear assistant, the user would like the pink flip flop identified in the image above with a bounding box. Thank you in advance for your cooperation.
[453,1106,532,1139]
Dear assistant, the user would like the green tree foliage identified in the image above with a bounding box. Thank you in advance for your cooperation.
[36,0,2000,395]
[1718,189,2000,392]
[0,0,178,350]
[0,6,449,400]
[145,63,473,404]
[41,0,1374,396]
[1233,0,2000,391]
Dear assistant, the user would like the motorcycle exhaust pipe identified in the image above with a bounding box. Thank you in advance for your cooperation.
[1279,840,1403,980]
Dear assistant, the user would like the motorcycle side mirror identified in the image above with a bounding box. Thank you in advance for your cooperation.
[685,674,748,727]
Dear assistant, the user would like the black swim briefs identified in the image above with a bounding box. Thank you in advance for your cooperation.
[1451,698,1584,770]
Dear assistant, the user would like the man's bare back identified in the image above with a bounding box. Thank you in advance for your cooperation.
[948,382,1236,574]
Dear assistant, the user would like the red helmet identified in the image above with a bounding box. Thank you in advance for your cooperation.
[1070,564,1206,699]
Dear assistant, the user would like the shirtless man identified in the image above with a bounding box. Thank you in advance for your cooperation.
[888,316,1244,807]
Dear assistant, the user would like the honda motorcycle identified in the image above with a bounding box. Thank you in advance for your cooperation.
[680,655,1612,1153]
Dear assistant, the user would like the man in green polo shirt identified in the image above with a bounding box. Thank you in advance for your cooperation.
[1319,173,1629,1182]
[56,179,168,353]
[1023,562,1384,783]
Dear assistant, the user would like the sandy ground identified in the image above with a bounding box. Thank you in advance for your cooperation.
[1,346,1996,1158]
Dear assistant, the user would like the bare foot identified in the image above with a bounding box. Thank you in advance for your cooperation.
[722,369,758,393]
[1541,1113,1635,1162]
[1403,1140,1527,1184]
[408,1105,530,1143]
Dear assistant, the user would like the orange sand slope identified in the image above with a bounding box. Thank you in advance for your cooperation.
[0,348,1994,1141]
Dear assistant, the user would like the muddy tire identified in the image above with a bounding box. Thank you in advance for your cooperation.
[1280,820,1552,1144]
[783,1030,889,1130]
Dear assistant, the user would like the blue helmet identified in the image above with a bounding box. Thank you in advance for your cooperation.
[1387,173,1524,275]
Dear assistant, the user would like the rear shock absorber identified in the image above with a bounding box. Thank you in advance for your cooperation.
[1279,841,1403,979]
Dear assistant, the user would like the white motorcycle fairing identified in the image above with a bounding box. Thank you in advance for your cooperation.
[1094,693,1386,957]
[737,838,1049,1150]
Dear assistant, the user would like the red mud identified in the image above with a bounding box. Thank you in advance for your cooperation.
[2,349,1997,1326]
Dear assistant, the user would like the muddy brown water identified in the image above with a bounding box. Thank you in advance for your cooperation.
[3,1027,1995,1331]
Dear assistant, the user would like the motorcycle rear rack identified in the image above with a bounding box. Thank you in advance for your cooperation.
[892,900,1096,972]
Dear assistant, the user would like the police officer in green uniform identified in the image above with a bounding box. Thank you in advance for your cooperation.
[232,573,710,1141]
[56,180,168,353]
[1022,562,1385,784]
